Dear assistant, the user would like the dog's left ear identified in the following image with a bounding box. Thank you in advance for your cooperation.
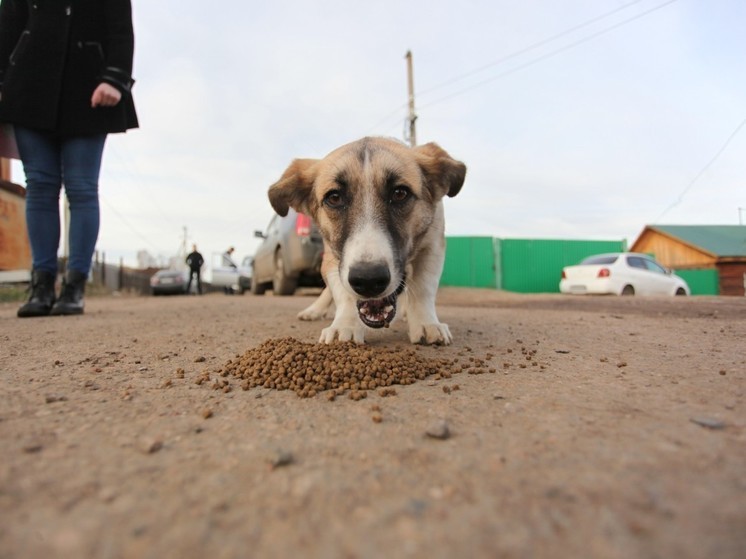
[414,142,466,199]
[268,158,319,217]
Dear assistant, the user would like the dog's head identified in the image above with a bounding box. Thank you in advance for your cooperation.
[268,137,466,328]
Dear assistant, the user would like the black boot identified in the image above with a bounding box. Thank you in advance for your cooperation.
[50,270,87,316]
[17,270,57,318]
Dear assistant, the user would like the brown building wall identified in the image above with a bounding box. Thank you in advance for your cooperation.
[0,180,31,271]
[1,158,11,182]
[718,262,746,297]
[632,230,716,268]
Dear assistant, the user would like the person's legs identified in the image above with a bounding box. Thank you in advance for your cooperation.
[14,126,63,275]
[196,270,202,294]
[186,271,194,294]
[49,134,107,316]
[61,134,106,275]
[14,127,62,317]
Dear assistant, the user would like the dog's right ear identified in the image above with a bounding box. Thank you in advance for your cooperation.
[268,158,319,217]
[413,143,467,200]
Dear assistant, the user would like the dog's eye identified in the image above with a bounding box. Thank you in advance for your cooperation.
[324,190,345,209]
[390,186,411,204]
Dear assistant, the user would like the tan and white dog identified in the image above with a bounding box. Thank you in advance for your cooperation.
[268,137,466,345]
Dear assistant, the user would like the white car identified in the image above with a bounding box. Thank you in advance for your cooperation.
[211,255,253,294]
[559,253,690,296]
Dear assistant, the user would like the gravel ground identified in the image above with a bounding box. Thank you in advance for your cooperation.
[0,288,744,559]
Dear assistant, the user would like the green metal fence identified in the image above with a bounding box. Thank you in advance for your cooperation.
[442,236,627,292]
[673,268,719,295]
[499,238,627,293]
[441,237,497,288]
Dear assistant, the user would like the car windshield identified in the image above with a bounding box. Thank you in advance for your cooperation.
[580,255,618,265]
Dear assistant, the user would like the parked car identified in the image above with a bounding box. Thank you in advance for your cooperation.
[211,255,253,294]
[251,209,324,295]
[150,269,188,295]
[237,256,253,293]
[559,253,690,296]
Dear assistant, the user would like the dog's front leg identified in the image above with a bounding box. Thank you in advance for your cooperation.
[405,261,452,346]
[319,282,365,344]
[405,292,452,345]
[297,287,333,321]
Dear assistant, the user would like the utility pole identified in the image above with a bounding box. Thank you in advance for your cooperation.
[177,226,188,269]
[405,50,417,147]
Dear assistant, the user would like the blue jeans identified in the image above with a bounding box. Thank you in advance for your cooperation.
[15,126,107,276]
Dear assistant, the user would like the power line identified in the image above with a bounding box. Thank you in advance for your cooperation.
[364,0,679,137]
[364,103,408,136]
[106,143,182,231]
[654,117,746,222]
[419,0,680,111]
[99,193,163,253]
[100,143,198,257]
[417,0,647,99]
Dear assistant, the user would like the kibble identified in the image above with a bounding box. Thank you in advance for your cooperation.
[215,337,458,399]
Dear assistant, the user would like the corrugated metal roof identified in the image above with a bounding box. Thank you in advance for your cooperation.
[651,225,746,257]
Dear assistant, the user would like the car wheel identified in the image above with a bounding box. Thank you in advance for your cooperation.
[251,277,266,295]
[675,287,687,296]
[273,249,297,295]
[621,285,635,296]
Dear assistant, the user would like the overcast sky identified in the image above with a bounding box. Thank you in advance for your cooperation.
[11,0,746,269]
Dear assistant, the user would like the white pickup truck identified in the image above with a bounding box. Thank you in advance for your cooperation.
[211,255,253,294]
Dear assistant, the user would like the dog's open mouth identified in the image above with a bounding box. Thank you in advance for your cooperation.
[356,292,398,329]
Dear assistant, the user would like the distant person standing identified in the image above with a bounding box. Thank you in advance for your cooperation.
[222,247,238,269]
[185,244,204,295]
[221,246,238,294]
[0,0,139,317]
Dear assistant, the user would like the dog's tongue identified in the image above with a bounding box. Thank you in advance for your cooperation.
[356,294,397,329]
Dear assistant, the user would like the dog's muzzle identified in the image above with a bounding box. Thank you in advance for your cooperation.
[348,263,404,329]
[356,291,399,329]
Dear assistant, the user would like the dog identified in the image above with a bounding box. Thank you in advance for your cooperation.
[268,137,466,345]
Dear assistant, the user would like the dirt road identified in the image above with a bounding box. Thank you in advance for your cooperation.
[1,288,744,558]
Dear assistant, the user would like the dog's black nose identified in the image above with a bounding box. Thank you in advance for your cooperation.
[348,263,391,298]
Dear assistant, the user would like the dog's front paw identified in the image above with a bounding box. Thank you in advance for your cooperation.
[297,307,327,321]
[409,322,452,345]
[297,288,333,321]
[319,324,365,344]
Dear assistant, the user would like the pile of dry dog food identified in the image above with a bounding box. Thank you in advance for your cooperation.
[208,337,467,399]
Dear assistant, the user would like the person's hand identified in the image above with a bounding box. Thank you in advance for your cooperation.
[91,83,122,108]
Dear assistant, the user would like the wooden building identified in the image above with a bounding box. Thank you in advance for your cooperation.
[0,178,32,274]
[631,225,746,296]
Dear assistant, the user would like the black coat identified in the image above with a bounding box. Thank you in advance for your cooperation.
[186,251,204,271]
[0,0,138,136]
